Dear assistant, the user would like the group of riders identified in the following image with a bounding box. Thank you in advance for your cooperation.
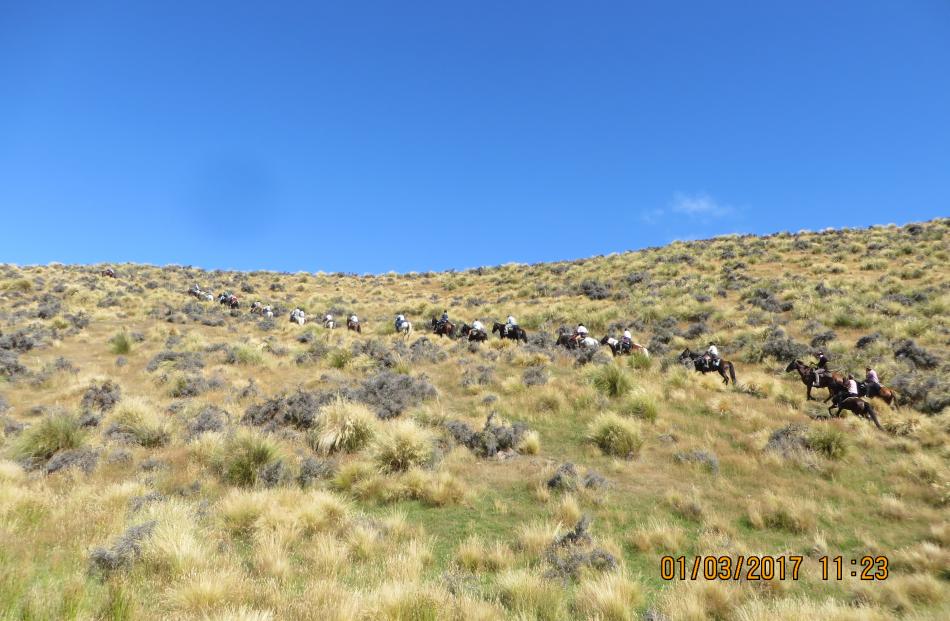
[431,309,521,341]
[813,349,884,400]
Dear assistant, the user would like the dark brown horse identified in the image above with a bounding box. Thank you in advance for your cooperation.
[100,268,116,278]
[829,395,883,430]
[430,318,457,339]
[460,323,487,342]
[347,319,361,333]
[785,360,845,401]
[679,348,737,385]
[493,322,527,342]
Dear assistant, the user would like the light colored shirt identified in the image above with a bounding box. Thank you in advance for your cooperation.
[472,321,484,331]
[507,316,516,325]
[623,330,632,339]
[707,346,719,357]
[847,379,859,395]
[576,326,588,335]
[350,315,358,323]
[866,370,879,384]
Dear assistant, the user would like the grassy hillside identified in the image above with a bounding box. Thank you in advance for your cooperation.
[1,219,948,620]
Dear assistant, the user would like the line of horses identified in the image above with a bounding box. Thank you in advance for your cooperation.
[182,286,894,430]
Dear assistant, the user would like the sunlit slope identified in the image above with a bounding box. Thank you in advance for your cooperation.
[0,219,947,620]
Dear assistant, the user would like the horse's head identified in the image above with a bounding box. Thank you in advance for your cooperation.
[678,348,692,360]
[492,323,500,333]
[600,335,610,344]
[784,360,801,372]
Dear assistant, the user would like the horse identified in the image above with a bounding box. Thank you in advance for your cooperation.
[100,268,116,278]
[600,335,650,358]
[324,318,335,329]
[430,318,456,339]
[460,324,487,342]
[289,309,306,325]
[262,306,274,318]
[250,301,263,315]
[396,320,413,337]
[556,330,598,350]
[226,296,239,309]
[202,293,214,302]
[679,348,737,385]
[492,322,527,342]
[784,360,846,401]
[347,319,362,333]
[856,381,900,410]
[828,394,883,430]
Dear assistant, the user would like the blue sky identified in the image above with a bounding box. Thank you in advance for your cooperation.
[2,1,948,273]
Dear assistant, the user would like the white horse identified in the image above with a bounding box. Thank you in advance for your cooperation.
[262,306,274,318]
[290,309,306,325]
[324,317,335,329]
[396,320,412,337]
[580,336,600,349]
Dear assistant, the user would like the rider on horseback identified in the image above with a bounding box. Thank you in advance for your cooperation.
[350,314,359,325]
[471,318,485,337]
[865,366,881,398]
[574,323,589,345]
[846,374,859,397]
[395,314,406,331]
[505,315,517,336]
[437,310,450,331]
[705,343,720,368]
[621,328,633,354]
[325,313,333,327]
[813,350,829,386]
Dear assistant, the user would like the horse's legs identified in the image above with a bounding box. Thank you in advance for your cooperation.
[806,383,813,401]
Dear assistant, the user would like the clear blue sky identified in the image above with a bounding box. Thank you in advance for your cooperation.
[2,1,948,273]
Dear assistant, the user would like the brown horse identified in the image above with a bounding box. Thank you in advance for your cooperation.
[785,360,846,401]
[829,395,883,430]
[347,319,361,333]
[430,318,457,339]
[857,382,900,410]
[100,268,116,278]
[679,348,737,385]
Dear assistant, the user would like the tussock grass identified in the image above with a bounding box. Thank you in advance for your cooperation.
[589,363,632,398]
[215,430,283,487]
[373,420,434,473]
[574,572,644,621]
[310,398,377,454]
[107,396,171,447]
[108,332,132,354]
[12,412,85,462]
[587,413,643,457]
[1,221,949,618]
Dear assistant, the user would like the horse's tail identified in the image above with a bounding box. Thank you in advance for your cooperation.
[728,362,737,384]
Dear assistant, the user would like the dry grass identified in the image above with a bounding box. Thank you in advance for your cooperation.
[0,220,948,619]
